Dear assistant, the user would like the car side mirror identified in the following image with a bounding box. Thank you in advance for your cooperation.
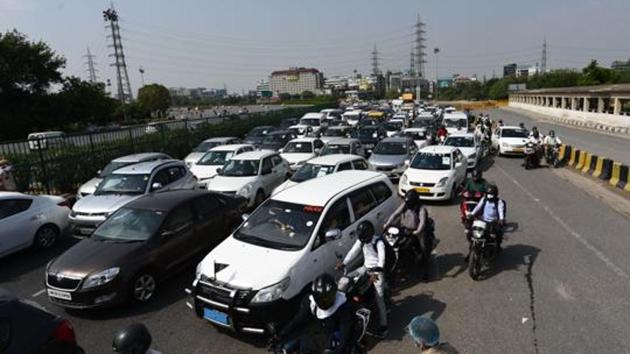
[455,162,463,168]
[278,148,284,153]
[151,182,163,191]
[241,213,250,222]
[404,159,410,166]
[314,148,321,155]
[324,229,342,242]
[96,169,102,176]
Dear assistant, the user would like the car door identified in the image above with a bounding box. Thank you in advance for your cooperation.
[149,167,171,192]
[0,198,36,255]
[348,186,381,231]
[366,182,394,234]
[453,150,466,183]
[310,197,354,275]
[192,195,225,250]
[259,156,276,195]
[157,203,197,271]
[491,129,501,149]
[270,155,287,186]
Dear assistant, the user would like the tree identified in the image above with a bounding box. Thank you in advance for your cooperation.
[301,90,315,99]
[55,77,118,126]
[579,60,619,86]
[137,84,171,117]
[488,79,509,100]
[279,93,291,101]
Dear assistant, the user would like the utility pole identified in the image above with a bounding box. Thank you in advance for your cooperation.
[139,67,145,87]
[371,45,380,76]
[434,47,440,101]
[104,5,133,113]
[414,14,427,79]
[409,50,416,76]
[541,37,547,74]
[84,47,98,84]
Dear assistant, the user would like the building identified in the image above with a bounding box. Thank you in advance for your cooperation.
[612,59,630,71]
[270,67,324,95]
[168,87,226,99]
[503,63,517,77]
[515,64,539,78]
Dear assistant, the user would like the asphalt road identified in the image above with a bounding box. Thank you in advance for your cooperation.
[2,145,630,353]
[491,108,630,165]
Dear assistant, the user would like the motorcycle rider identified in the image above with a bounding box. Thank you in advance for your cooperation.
[436,125,448,142]
[407,316,459,354]
[469,184,506,252]
[337,220,388,337]
[112,323,162,354]
[543,130,562,159]
[463,169,488,194]
[273,274,355,354]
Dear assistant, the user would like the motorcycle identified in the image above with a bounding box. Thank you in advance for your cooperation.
[460,191,483,239]
[467,220,499,281]
[523,142,540,169]
[545,144,560,168]
[383,226,417,279]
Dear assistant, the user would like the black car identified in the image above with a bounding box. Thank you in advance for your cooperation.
[279,117,299,129]
[260,130,297,151]
[45,190,245,309]
[244,126,277,147]
[352,125,388,151]
[0,289,84,353]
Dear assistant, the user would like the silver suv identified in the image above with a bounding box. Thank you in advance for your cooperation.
[69,159,196,238]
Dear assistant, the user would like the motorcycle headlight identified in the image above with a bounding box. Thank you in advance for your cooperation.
[237,183,254,197]
[250,277,290,304]
[82,267,119,289]
[436,177,449,187]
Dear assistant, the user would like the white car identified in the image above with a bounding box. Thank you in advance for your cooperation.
[280,137,324,172]
[184,137,242,166]
[342,110,362,127]
[190,171,399,334]
[401,128,431,149]
[443,112,469,135]
[299,112,327,134]
[0,192,70,258]
[273,154,372,195]
[190,144,255,181]
[398,145,468,201]
[491,126,530,156]
[443,133,482,169]
[320,138,367,157]
[288,124,313,139]
[202,150,289,208]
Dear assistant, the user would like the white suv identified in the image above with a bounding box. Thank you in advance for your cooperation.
[189,170,399,335]
[190,144,255,181]
[280,137,324,172]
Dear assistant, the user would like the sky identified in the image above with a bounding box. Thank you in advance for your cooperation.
[2,0,630,94]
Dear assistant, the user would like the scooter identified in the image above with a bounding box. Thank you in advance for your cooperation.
[523,142,540,169]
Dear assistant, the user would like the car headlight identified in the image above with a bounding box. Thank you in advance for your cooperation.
[250,277,290,304]
[238,183,254,197]
[400,174,408,186]
[436,177,449,187]
[70,210,77,218]
[82,267,120,289]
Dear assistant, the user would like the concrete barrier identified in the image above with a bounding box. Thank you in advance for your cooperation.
[581,153,594,174]
[568,148,579,166]
[558,145,627,194]
[599,159,614,180]
[610,162,622,188]
[592,157,605,179]
[618,165,629,190]
[575,151,587,170]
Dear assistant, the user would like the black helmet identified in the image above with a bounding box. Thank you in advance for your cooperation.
[356,220,375,243]
[472,169,483,182]
[549,130,555,137]
[486,184,498,199]
[405,189,420,209]
[311,274,337,310]
[112,323,152,354]
[519,122,525,129]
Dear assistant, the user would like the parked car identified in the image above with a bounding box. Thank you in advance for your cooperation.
[443,133,482,169]
[352,125,387,151]
[69,160,196,238]
[202,150,289,208]
[77,153,171,198]
[279,137,324,172]
[0,289,84,353]
[244,126,277,147]
[398,145,468,201]
[491,125,529,156]
[400,128,431,149]
[319,126,354,144]
[46,190,245,309]
[190,144,255,181]
[299,112,327,134]
[0,192,70,258]
[184,137,242,166]
[320,138,367,157]
[287,124,313,139]
[368,136,417,179]
[189,171,399,335]
[260,131,297,151]
[273,154,372,195]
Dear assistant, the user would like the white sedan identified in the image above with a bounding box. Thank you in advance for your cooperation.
[398,146,468,201]
[443,133,482,169]
[0,192,70,258]
[491,126,529,156]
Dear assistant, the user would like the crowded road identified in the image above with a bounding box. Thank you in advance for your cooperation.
[1,108,629,353]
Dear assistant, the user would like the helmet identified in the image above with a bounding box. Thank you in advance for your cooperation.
[472,169,483,182]
[519,122,525,129]
[486,184,498,200]
[112,323,152,354]
[549,130,555,137]
[356,220,375,243]
[407,316,440,347]
[532,126,539,133]
[311,274,337,310]
[405,189,420,209]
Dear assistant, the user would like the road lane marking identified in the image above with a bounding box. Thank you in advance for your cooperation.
[32,289,46,297]
[496,165,630,279]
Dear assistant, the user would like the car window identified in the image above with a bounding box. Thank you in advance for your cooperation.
[370,182,392,204]
[193,196,220,220]
[0,199,33,220]
[164,204,195,232]
[349,187,378,220]
[152,168,171,187]
[261,157,273,173]
[352,160,369,170]
[271,155,284,166]
[315,198,351,249]
[337,162,352,171]
[168,166,185,184]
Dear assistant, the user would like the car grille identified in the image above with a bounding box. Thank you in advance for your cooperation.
[375,165,395,172]
[197,278,254,307]
[410,182,436,187]
[47,273,82,290]
[74,211,108,217]
[221,191,237,196]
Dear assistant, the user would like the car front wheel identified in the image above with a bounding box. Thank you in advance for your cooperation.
[131,272,156,303]
[34,224,59,249]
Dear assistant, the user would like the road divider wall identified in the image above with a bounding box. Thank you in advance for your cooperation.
[561,144,629,194]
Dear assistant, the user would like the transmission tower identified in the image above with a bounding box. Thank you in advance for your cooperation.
[84,47,98,83]
[541,37,547,74]
[414,14,427,78]
[371,45,380,76]
[103,6,133,104]
[409,50,416,76]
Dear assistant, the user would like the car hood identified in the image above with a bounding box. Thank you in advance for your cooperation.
[281,153,315,165]
[272,180,298,195]
[457,147,477,157]
[405,168,453,182]
[198,237,301,290]
[446,127,467,134]
[72,193,140,214]
[185,152,205,165]
[190,164,221,180]
[207,176,258,192]
[48,237,145,278]
[500,137,528,145]
[369,153,406,167]
[78,177,101,196]
[245,137,264,145]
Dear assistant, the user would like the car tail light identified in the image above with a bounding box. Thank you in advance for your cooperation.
[57,199,72,208]
[52,319,77,344]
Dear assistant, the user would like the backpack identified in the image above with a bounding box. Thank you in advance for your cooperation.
[372,236,397,274]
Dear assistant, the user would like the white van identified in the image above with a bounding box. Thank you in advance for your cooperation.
[342,110,362,127]
[189,170,400,334]
[27,131,66,151]
[443,112,469,134]
[299,112,327,134]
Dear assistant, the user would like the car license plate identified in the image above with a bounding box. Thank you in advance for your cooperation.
[203,308,230,326]
[415,187,431,193]
[47,289,72,300]
[513,148,524,153]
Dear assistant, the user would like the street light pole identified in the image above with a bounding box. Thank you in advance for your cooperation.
[434,47,440,102]
[139,67,145,87]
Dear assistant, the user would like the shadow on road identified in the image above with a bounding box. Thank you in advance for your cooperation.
[385,291,447,343]
[433,252,467,281]
[477,154,496,172]
[481,244,541,280]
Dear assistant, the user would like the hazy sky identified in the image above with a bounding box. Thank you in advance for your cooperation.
[2,0,629,94]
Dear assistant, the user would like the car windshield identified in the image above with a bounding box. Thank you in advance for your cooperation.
[222,159,259,177]
[99,161,132,177]
[323,129,348,137]
[501,129,528,138]
[291,163,336,182]
[263,134,287,143]
[92,208,164,242]
[301,118,321,126]
[247,127,269,137]
[95,173,150,195]
[373,142,407,155]
[384,122,403,131]
[444,119,466,128]
[321,144,351,155]
[197,151,234,166]
[411,153,452,170]
[193,141,221,152]
[234,200,321,250]
[358,128,378,138]
[283,142,313,153]
[403,131,426,140]
[444,137,475,147]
